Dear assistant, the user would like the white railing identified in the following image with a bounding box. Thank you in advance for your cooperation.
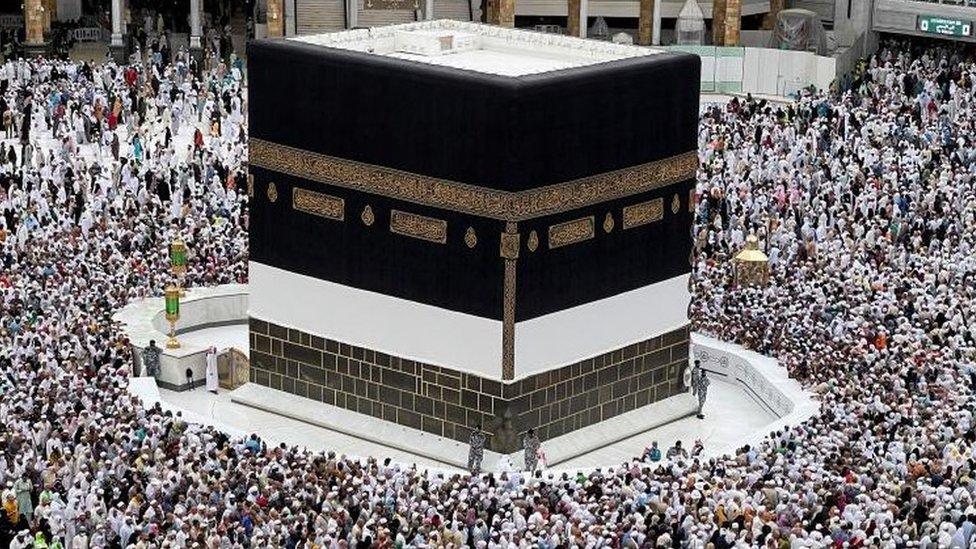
[691,333,819,449]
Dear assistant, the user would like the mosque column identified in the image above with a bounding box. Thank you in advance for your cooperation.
[722,0,741,45]
[652,0,662,45]
[638,0,651,44]
[498,0,514,27]
[346,0,358,28]
[109,0,126,63]
[42,0,53,33]
[567,0,580,36]
[189,0,203,60]
[24,0,49,57]
[711,0,726,45]
[267,0,286,36]
[121,0,128,35]
[578,0,587,37]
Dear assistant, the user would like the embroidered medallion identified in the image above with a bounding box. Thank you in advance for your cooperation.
[527,230,539,252]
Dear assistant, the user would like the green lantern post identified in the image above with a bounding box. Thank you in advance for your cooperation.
[170,237,188,296]
[165,285,181,349]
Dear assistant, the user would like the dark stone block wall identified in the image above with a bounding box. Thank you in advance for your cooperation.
[249,319,690,453]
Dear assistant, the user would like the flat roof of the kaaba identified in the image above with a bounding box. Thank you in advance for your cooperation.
[289,21,662,77]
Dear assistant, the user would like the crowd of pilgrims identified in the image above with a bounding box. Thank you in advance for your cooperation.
[1,32,976,548]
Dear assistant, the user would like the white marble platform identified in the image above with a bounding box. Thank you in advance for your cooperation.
[127,377,246,438]
[114,284,249,390]
[145,368,778,473]
[157,382,460,472]
[231,382,699,469]
[123,334,814,474]
[231,383,474,469]
[691,333,819,450]
[556,376,774,469]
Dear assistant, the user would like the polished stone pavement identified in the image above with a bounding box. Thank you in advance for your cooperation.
[131,368,776,474]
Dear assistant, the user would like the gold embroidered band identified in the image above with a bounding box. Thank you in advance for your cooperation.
[293,188,345,221]
[623,198,664,230]
[501,221,518,380]
[390,210,448,244]
[250,139,697,222]
[549,217,595,249]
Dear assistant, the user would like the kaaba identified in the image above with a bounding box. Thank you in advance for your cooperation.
[247,21,700,453]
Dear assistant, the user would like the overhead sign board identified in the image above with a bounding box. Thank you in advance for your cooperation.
[918,16,972,37]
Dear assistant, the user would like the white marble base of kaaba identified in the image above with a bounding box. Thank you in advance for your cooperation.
[230,382,699,469]
[126,334,809,473]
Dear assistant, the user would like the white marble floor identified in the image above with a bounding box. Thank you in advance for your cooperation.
[150,374,774,473]
[556,378,774,470]
[178,325,250,356]
[156,385,460,473]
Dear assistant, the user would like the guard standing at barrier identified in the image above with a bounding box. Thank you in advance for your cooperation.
[468,425,486,474]
[694,362,710,419]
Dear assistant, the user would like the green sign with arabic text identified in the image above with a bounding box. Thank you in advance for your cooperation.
[918,16,972,37]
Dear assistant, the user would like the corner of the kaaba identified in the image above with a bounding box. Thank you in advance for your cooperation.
[246,26,701,456]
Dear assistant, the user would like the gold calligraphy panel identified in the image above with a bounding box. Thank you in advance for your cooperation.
[293,188,345,221]
[390,210,448,244]
[623,198,663,230]
[548,217,595,249]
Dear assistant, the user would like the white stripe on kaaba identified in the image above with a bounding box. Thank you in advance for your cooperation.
[249,262,504,376]
[249,262,688,381]
[514,274,690,378]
